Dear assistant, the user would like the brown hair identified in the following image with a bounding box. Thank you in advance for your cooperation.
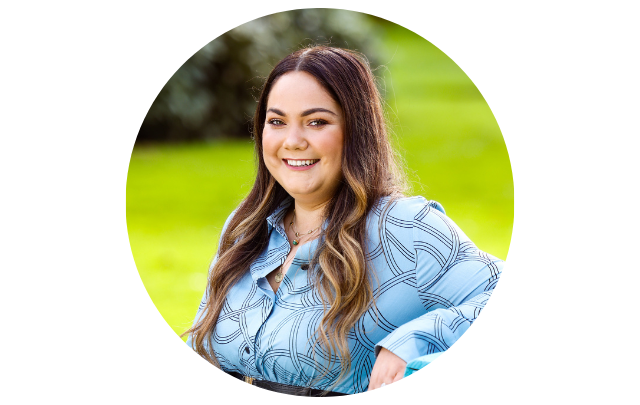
[184,45,408,386]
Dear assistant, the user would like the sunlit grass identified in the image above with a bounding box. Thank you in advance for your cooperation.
[127,141,256,335]
[126,24,513,338]
[379,24,513,258]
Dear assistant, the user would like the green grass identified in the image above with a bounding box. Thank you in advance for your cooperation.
[379,24,513,258]
[127,141,256,335]
[127,24,513,338]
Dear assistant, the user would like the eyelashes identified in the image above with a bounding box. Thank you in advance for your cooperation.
[266,118,328,127]
[267,118,285,126]
[309,119,328,127]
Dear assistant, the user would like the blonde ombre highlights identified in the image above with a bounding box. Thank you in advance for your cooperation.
[184,46,408,387]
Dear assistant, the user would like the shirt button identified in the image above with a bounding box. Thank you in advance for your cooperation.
[301,264,309,270]
[245,347,251,354]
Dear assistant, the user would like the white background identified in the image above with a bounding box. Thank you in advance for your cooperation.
[2,1,639,403]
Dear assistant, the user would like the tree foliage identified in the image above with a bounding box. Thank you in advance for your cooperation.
[137,9,392,143]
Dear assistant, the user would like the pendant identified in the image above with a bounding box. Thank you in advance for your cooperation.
[275,272,283,282]
[292,240,299,245]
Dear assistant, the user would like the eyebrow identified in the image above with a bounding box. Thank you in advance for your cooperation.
[266,107,337,117]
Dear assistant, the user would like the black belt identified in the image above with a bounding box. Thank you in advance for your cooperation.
[226,371,348,397]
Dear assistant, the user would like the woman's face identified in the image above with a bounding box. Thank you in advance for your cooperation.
[262,71,345,206]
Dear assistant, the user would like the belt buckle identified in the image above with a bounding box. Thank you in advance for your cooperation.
[243,375,255,385]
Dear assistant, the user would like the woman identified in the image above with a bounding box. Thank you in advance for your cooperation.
[185,46,503,396]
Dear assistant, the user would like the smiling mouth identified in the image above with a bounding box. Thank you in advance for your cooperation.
[284,159,320,167]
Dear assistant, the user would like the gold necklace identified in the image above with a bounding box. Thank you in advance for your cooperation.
[274,256,293,283]
[289,209,320,246]
[274,210,320,283]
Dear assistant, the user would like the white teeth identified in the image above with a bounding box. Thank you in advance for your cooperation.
[287,159,317,167]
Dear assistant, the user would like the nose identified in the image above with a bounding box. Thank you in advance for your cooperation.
[282,125,308,150]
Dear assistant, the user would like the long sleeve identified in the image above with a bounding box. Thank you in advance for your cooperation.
[374,199,503,363]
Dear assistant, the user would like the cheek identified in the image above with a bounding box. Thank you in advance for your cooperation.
[324,130,344,160]
[317,131,344,178]
[261,132,278,160]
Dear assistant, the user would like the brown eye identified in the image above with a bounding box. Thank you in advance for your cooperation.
[268,119,285,126]
[309,119,327,127]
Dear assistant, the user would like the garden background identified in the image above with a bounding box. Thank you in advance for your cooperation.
[126,9,513,339]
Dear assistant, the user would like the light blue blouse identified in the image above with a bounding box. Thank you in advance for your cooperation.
[187,196,503,394]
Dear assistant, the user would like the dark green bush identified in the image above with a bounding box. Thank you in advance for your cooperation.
[137,9,391,143]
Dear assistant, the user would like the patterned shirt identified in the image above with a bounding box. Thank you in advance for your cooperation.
[187,196,503,394]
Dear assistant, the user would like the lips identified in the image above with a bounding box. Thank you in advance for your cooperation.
[284,159,319,167]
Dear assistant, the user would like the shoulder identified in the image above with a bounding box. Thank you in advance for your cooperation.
[221,207,240,233]
[214,207,241,252]
[370,195,446,224]
[368,196,469,247]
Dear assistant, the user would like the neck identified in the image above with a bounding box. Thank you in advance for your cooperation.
[292,199,328,231]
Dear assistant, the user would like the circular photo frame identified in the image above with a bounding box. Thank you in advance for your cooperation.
[126,8,513,396]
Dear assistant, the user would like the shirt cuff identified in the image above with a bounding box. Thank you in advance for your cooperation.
[374,290,493,363]
[374,314,469,364]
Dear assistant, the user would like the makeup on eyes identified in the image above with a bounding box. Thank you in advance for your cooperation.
[266,106,338,127]
[267,117,330,127]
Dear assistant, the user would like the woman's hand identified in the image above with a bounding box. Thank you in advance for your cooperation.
[367,347,407,391]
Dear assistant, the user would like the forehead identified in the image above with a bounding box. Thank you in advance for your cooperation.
[267,71,338,110]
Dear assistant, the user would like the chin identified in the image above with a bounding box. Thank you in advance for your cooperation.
[285,187,318,198]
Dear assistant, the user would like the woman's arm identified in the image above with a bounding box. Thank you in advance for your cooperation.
[368,199,503,389]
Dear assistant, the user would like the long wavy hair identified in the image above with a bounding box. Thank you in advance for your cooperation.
[184,45,408,385]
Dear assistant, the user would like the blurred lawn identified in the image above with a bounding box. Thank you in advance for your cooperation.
[126,23,513,339]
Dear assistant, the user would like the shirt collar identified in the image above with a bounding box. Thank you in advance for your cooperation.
[250,196,326,281]
[266,196,293,230]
